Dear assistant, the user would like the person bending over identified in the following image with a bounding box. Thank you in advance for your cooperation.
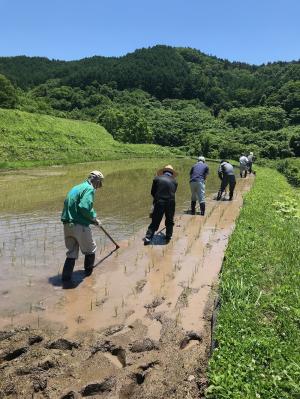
[217,161,236,201]
[61,170,104,284]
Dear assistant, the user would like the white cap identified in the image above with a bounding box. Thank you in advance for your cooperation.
[198,156,205,162]
[89,170,104,180]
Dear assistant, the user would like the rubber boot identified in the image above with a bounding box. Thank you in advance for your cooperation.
[62,258,75,282]
[191,201,196,215]
[84,253,95,276]
[144,228,154,245]
[216,190,222,201]
[200,202,205,216]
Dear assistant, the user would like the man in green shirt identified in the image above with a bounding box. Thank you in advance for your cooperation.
[61,170,104,284]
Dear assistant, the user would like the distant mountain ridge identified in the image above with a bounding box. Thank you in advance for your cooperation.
[0,45,299,161]
[0,45,299,106]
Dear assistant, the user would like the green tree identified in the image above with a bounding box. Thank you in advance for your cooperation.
[116,109,153,144]
[97,108,125,137]
[221,106,287,131]
[0,74,18,108]
[290,133,300,156]
[267,80,300,113]
[289,108,300,124]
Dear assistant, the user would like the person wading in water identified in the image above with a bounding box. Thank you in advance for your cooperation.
[61,170,104,285]
[143,165,178,245]
[189,156,209,216]
[217,160,236,201]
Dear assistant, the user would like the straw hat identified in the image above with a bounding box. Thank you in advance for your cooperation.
[157,164,177,177]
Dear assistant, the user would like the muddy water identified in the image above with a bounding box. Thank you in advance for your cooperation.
[0,158,220,318]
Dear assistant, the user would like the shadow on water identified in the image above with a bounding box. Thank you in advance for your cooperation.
[149,232,168,246]
[183,210,203,215]
[49,248,119,289]
[48,270,86,289]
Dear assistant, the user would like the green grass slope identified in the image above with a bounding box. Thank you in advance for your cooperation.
[207,169,300,398]
[276,158,300,187]
[0,109,176,168]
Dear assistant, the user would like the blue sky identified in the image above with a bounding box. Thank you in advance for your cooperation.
[1,0,299,65]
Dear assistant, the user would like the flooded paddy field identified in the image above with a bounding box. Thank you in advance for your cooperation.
[0,167,252,399]
[0,158,220,319]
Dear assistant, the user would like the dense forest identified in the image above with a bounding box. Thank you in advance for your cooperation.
[0,45,299,159]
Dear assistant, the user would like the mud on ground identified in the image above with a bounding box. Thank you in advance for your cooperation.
[0,178,252,398]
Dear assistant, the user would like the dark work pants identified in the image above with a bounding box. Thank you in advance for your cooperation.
[146,200,175,239]
[219,175,236,199]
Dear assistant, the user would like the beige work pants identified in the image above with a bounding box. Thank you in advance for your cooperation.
[64,223,96,259]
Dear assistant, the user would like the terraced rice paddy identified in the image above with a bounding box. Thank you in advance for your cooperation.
[0,158,220,318]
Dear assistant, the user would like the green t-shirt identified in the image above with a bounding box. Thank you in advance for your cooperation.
[61,180,97,226]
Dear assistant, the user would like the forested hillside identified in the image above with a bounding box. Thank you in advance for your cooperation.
[0,45,299,159]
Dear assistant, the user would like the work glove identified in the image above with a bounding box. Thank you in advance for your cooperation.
[92,218,102,226]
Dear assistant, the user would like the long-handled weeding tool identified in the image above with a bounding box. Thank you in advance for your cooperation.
[98,225,120,249]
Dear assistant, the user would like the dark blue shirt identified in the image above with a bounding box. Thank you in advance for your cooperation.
[190,162,209,182]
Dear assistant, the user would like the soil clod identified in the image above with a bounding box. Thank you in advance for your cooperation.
[180,331,202,349]
[46,338,79,350]
[60,391,79,399]
[1,382,17,396]
[91,340,116,355]
[135,279,147,293]
[131,372,145,385]
[80,377,116,396]
[144,296,165,309]
[32,376,47,392]
[104,324,124,336]
[28,334,43,345]
[129,338,160,353]
[2,346,28,361]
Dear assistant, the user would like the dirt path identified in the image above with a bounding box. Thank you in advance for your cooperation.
[0,177,253,398]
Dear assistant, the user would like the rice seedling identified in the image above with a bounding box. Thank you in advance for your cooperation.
[175,310,181,327]
[190,272,195,284]
[75,315,84,324]
[114,305,118,317]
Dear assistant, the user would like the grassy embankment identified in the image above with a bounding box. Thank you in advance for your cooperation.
[207,169,300,399]
[0,108,178,169]
[276,158,300,187]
